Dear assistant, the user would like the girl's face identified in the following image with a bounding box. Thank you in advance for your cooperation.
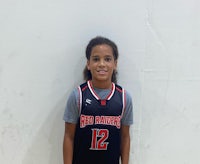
[87,44,117,87]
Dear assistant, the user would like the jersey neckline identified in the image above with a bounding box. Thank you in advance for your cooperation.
[87,80,115,101]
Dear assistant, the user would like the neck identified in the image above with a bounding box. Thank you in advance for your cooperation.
[90,80,112,89]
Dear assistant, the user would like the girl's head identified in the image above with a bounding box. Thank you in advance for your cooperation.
[83,36,119,83]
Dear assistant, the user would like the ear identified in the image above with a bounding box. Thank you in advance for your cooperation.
[87,60,90,70]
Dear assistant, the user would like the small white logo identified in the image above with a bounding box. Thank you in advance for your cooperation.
[86,98,92,104]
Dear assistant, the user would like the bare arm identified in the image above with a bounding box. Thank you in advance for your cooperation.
[120,125,131,164]
[63,122,76,164]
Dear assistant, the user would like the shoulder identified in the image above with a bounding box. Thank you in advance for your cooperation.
[115,84,132,98]
[72,81,88,95]
[79,81,88,89]
[115,83,123,90]
[72,81,88,102]
[119,87,134,125]
[124,90,132,100]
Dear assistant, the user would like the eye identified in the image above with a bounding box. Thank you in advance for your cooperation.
[105,57,112,62]
[92,56,99,62]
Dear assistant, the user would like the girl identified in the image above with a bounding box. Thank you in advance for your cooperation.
[63,36,133,164]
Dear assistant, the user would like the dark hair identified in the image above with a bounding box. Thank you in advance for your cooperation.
[83,36,119,83]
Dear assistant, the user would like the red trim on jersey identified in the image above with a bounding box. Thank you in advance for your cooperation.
[100,100,107,106]
[82,85,88,92]
[106,83,115,100]
[87,80,115,102]
[116,86,122,93]
[88,81,100,100]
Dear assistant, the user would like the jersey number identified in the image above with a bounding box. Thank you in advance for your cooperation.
[90,129,109,150]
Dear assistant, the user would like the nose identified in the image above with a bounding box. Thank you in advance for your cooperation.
[99,59,105,66]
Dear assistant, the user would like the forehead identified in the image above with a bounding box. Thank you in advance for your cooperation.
[91,44,113,56]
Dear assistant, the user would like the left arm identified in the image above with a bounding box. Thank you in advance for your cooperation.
[120,125,130,164]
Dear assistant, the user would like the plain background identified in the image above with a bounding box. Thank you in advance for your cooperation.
[0,0,200,164]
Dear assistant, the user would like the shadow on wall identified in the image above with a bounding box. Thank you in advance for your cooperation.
[22,94,68,164]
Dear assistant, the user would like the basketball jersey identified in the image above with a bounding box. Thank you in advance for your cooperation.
[72,81,126,164]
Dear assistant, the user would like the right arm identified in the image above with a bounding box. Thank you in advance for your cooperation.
[63,122,76,164]
[63,88,80,163]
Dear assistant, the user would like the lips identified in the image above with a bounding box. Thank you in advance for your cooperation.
[97,70,107,75]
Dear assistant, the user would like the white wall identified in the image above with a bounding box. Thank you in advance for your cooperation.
[0,0,200,164]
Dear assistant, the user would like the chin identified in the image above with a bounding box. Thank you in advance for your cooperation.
[97,77,110,82]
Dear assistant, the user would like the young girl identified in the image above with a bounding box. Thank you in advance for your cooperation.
[63,36,133,164]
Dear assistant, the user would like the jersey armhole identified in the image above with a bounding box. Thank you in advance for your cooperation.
[121,88,126,118]
[77,86,82,115]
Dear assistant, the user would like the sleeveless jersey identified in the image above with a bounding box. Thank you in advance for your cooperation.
[72,81,126,164]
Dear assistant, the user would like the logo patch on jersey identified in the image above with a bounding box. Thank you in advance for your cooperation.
[86,98,92,104]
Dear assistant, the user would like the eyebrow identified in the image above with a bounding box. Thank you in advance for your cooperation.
[91,54,113,57]
[91,55,99,58]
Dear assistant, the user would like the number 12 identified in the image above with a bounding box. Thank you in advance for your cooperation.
[90,129,109,150]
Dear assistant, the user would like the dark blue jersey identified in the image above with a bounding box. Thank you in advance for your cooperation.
[72,81,125,164]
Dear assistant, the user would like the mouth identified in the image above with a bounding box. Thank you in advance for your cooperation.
[97,70,107,74]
